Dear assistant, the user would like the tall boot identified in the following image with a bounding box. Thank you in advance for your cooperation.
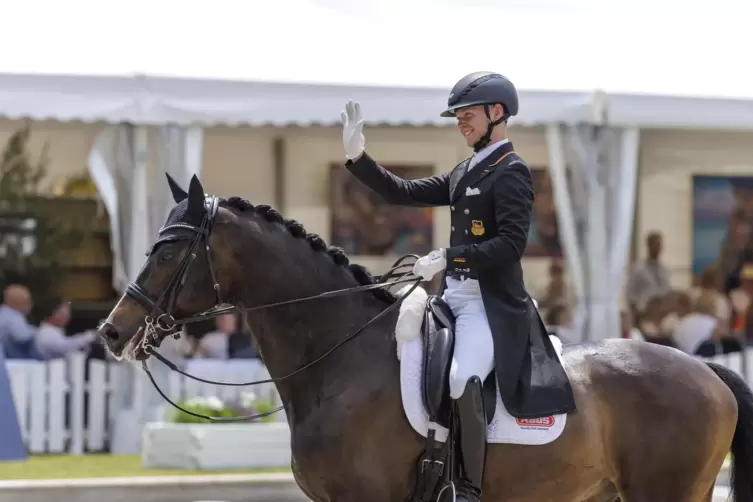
[454,376,487,502]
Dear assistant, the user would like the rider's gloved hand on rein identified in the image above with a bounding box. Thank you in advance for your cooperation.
[412,249,446,281]
[341,100,366,161]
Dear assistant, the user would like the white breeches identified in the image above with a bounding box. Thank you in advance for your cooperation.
[442,277,495,399]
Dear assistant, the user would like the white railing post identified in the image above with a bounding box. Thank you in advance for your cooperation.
[68,353,87,455]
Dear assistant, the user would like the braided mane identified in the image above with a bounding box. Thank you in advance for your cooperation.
[221,197,396,304]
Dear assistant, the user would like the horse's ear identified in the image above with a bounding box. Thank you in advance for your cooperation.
[165,173,188,203]
[186,174,205,222]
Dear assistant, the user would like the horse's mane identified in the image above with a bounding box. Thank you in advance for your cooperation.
[220,196,397,304]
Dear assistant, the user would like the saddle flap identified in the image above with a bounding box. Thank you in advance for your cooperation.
[419,295,496,429]
[421,327,455,426]
[428,296,455,332]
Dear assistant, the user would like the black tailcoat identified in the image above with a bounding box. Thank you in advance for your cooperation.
[345,141,577,419]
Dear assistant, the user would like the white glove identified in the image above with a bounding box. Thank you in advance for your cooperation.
[341,100,365,160]
[412,249,446,281]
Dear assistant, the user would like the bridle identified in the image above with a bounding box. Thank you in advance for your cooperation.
[123,194,422,422]
[125,195,224,350]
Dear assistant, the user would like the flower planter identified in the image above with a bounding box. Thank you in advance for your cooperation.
[141,421,291,470]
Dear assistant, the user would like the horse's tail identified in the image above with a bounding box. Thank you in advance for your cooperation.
[707,362,753,502]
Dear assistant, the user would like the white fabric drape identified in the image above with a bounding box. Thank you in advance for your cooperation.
[87,124,204,453]
[546,119,640,342]
[88,124,204,292]
[151,124,204,237]
[87,124,141,292]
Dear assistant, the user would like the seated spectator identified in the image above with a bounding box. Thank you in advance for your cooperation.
[194,313,235,359]
[689,264,732,332]
[0,284,39,359]
[638,295,673,342]
[228,316,260,359]
[156,328,196,368]
[659,290,685,333]
[671,292,734,355]
[620,311,644,341]
[730,263,753,334]
[35,297,97,360]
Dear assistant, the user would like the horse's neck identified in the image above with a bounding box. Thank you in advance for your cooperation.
[247,294,399,423]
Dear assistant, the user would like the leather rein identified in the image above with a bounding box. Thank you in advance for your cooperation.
[124,195,422,422]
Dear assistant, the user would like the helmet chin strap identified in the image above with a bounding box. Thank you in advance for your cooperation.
[472,104,507,152]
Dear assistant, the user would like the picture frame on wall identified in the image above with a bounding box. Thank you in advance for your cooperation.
[329,163,435,257]
[692,174,753,284]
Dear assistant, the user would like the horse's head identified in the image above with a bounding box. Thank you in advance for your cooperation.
[99,173,241,360]
[99,170,399,367]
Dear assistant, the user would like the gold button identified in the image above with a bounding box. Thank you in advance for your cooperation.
[451,226,455,231]
[451,206,456,211]
[464,209,470,214]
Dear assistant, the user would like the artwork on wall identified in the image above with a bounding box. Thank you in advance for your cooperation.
[692,175,753,279]
[526,167,562,258]
[329,163,435,256]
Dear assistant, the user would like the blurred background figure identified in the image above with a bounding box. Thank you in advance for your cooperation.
[35,296,97,360]
[0,284,38,359]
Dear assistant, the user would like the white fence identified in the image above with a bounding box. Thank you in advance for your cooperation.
[6,354,280,455]
[4,349,752,454]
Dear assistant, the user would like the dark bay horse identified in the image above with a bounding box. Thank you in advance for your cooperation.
[99,174,753,502]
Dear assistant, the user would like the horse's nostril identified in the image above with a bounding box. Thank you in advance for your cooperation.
[101,323,120,342]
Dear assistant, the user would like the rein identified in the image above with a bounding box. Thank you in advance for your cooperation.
[127,195,423,422]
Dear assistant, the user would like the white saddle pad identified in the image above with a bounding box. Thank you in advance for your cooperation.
[395,286,567,445]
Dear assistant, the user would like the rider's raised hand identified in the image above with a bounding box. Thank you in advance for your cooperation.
[341,100,365,161]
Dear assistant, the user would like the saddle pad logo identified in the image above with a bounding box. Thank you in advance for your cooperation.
[471,220,485,236]
[515,416,555,428]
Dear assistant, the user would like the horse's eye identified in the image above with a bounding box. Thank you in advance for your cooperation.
[160,253,174,262]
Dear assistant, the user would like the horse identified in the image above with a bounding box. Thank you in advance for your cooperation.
[99,173,753,502]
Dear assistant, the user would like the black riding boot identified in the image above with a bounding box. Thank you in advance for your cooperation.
[454,376,487,502]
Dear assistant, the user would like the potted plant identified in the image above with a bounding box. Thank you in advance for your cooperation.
[141,393,291,470]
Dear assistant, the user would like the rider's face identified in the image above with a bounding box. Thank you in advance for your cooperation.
[454,104,502,147]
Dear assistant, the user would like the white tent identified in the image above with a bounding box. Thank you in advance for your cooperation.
[2,71,753,343]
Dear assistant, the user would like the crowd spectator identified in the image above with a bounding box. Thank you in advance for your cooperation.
[626,231,672,319]
[729,263,753,333]
[194,314,235,359]
[689,264,732,330]
[670,292,719,354]
[620,311,643,340]
[154,329,196,368]
[228,316,260,359]
[0,284,39,359]
[35,297,97,360]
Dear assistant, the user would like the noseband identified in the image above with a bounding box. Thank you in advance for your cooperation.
[121,195,423,422]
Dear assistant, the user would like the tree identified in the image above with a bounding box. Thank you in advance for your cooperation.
[0,123,83,322]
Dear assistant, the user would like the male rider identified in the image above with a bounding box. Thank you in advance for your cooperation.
[340,71,574,502]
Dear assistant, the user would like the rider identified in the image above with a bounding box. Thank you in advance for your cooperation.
[340,71,565,502]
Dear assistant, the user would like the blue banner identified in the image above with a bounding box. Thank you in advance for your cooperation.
[0,351,28,461]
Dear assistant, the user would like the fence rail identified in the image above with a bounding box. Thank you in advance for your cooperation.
[4,349,751,454]
[6,354,280,454]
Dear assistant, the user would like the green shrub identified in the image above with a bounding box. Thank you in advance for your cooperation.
[167,393,277,424]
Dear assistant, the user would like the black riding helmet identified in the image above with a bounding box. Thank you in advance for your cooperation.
[441,71,519,151]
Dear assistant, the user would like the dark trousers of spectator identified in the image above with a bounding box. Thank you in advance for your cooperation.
[694,338,744,357]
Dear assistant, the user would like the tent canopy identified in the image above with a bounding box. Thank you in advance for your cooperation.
[1,72,753,130]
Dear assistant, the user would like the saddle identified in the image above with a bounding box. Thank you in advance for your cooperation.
[420,295,497,429]
[409,295,496,502]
